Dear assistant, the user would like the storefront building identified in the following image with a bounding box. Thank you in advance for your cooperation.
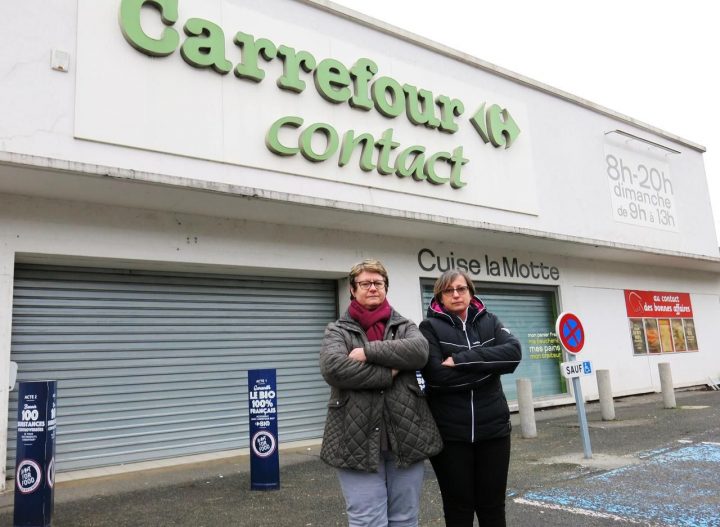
[1,0,719,486]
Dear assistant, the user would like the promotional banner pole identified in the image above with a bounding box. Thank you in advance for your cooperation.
[14,380,57,527]
[247,369,280,490]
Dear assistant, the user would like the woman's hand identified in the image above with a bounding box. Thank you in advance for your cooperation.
[348,347,367,362]
[441,356,455,367]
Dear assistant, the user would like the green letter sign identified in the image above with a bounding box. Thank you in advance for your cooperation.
[119,0,179,57]
[118,2,523,191]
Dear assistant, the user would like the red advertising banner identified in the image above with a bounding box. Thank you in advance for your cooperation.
[624,290,693,318]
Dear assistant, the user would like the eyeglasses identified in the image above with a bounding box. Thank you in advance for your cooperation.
[441,286,469,296]
[355,280,386,290]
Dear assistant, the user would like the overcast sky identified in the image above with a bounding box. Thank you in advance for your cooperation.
[332,0,720,244]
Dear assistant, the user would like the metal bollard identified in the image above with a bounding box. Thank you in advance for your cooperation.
[516,378,537,438]
[596,369,615,421]
[658,362,676,409]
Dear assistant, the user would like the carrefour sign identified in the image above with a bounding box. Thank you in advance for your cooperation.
[119,0,520,190]
[75,0,537,212]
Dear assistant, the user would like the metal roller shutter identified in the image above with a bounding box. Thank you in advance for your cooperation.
[421,281,564,401]
[7,264,336,472]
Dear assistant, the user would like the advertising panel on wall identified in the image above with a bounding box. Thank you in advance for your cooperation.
[624,290,697,354]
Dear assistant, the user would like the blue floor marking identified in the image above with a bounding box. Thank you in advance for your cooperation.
[523,443,720,526]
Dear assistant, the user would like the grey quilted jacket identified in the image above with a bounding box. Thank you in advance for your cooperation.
[319,309,443,472]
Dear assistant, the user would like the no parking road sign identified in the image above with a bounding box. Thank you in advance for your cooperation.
[554,311,592,458]
[555,312,585,354]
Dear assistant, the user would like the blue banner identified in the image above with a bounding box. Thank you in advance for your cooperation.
[247,369,280,490]
[14,380,57,527]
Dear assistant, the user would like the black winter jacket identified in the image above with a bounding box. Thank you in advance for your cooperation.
[420,297,522,442]
[319,309,443,472]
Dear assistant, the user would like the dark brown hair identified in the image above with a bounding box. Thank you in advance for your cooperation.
[433,269,475,304]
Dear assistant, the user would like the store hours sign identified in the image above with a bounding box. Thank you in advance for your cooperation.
[604,144,678,232]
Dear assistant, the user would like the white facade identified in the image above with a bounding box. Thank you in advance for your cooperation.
[1,0,719,485]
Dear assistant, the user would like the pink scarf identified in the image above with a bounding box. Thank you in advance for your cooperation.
[348,299,392,342]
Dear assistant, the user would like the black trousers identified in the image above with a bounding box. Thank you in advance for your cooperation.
[430,435,511,527]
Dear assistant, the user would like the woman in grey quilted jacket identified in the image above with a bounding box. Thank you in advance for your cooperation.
[320,259,442,527]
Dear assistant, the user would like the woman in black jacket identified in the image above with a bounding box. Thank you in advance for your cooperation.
[420,269,521,527]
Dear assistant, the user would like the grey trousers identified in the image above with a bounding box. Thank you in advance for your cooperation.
[336,452,425,527]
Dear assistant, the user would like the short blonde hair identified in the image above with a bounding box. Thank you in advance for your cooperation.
[433,269,475,303]
[349,259,389,292]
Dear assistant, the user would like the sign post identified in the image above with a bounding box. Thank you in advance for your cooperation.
[247,369,280,490]
[14,380,57,527]
[555,312,592,459]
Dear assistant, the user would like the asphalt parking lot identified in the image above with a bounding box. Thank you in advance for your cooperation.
[2,388,719,526]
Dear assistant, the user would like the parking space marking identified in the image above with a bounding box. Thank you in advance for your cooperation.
[517,442,720,527]
[514,497,663,525]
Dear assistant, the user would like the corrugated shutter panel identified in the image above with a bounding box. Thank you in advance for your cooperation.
[421,281,564,400]
[7,264,336,472]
